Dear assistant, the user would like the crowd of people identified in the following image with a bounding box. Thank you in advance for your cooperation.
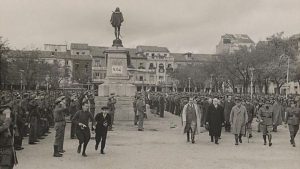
[136,91,300,147]
[1,89,300,169]
[0,89,118,168]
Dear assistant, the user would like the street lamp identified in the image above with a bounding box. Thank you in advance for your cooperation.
[249,67,254,100]
[210,74,213,94]
[45,74,50,93]
[188,77,191,93]
[280,54,290,98]
[19,70,24,90]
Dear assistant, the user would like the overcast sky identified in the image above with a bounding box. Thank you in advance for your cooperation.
[1,0,300,53]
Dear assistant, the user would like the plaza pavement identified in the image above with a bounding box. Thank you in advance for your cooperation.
[15,111,299,169]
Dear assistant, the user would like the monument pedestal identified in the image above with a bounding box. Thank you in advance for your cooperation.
[98,46,136,97]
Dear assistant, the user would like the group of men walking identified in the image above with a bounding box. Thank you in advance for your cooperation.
[179,94,300,148]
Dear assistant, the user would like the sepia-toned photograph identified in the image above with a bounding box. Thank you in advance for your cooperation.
[0,0,300,169]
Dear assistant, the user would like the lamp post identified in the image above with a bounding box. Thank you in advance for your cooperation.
[188,77,191,93]
[209,74,213,94]
[45,74,50,93]
[19,70,24,90]
[249,67,254,100]
[280,54,290,98]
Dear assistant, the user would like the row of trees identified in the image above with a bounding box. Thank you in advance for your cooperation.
[0,37,70,90]
[171,33,300,94]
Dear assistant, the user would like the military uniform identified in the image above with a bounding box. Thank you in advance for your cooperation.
[0,106,17,169]
[285,105,300,147]
[53,97,66,157]
[257,104,274,146]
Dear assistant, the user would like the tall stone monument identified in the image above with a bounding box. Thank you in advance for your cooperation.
[98,7,136,97]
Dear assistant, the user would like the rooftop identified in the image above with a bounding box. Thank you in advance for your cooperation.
[222,34,254,44]
[70,43,89,50]
[137,45,169,53]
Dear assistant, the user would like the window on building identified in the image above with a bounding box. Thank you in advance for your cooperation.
[95,60,101,67]
[152,53,155,57]
[139,76,144,81]
[159,76,164,80]
[149,63,155,69]
[51,52,55,56]
[138,63,145,69]
[167,64,172,68]
[55,49,57,52]
[146,53,149,56]
[149,75,154,82]
[82,52,85,55]
[223,38,231,44]
[85,64,89,72]
[95,72,100,77]
[66,60,69,65]
[158,63,164,73]
[164,54,167,57]
[75,63,79,69]
[76,52,80,55]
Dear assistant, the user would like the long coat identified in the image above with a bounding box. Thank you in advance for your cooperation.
[206,104,224,137]
[95,113,111,139]
[182,103,201,134]
[230,105,248,135]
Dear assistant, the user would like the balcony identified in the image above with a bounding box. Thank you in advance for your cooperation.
[92,67,107,71]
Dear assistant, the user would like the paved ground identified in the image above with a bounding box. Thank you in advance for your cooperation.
[15,111,299,169]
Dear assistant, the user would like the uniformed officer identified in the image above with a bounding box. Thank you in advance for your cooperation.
[53,96,66,157]
[257,100,274,146]
[136,94,146,131]
[0,100,18,169]
[284,100,300,147]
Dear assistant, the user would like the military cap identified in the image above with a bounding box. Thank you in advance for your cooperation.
[234,96,241,101]
[55,96,65,104]
[101,106,109,110]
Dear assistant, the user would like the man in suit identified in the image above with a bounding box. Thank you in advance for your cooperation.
[94,106,111,154]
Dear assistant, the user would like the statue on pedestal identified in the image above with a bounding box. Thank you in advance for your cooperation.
[110,7,124,47]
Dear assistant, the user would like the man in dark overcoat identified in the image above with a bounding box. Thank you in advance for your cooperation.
[206,98,224,144]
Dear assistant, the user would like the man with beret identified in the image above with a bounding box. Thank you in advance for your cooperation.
[53,96,66,157]
[94,106,111,154]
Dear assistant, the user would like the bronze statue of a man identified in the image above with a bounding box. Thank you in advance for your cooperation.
[110,7,124,40]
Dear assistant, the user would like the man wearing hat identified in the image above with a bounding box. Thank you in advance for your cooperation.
[284,100,300,147]
[230,97,248,145]
[136,94,146,131]
[53,96,66,157]
[94,106,111,154]
[107,93,116,131]
[257,99,274,146]
[28,95,39,145]
[0,101,18,169]
[223,95,235,132]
